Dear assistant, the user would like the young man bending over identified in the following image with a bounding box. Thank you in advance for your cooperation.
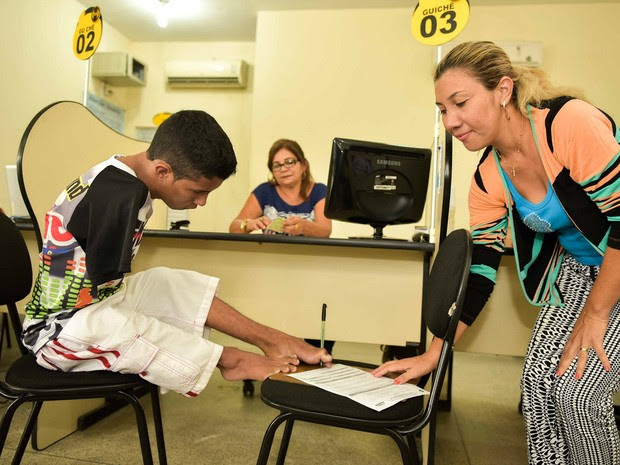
[22,110,331,397]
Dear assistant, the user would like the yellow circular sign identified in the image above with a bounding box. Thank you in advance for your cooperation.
[152,112,172,127]
[73,7,103,60]
[411,0,469,46]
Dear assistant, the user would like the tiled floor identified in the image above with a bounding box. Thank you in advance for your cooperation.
[0,332,528,464]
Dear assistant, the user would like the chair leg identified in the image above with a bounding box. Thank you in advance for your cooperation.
[12,401,43,465]
[256,412,293,465]
[275,418,295,465]
[0,313,6,360]
[6,303,27,356]
[4,313,11,348]
[117,391,154,465]
[427,410,438,465]
[149,385,167,465]
[406,433,421,465]
[384,428,414,465]
[0,397,28,458]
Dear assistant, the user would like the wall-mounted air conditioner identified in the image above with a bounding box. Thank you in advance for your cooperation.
[92,52,147,86]
[165,60,248,88]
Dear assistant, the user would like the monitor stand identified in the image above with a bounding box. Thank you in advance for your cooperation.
[348,224,408,241]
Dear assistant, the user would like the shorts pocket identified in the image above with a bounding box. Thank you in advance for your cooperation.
[113,335,201,394]
[111,335,158,374]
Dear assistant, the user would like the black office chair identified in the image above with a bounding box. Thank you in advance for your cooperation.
[0,213,167,464]
[255,228,472,465]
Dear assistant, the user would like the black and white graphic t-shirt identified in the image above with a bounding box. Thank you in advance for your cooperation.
[23,156,152,352]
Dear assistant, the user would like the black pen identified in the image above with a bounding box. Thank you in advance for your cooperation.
[320,303,327,367]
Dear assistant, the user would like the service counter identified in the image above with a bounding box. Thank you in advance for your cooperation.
[132,229,433,346]
[19,227,537,356]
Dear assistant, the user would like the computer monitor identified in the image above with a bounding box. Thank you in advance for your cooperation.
[324,138,431,239]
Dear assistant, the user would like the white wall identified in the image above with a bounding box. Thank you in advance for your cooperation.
[0,1,253,233]
[448,3,620,234]
[125,41,255,232]
[249,4,620,239]
[87,40,255,233]
[0,0,130,214]
[3,2,619,237]
[251,9,438,239]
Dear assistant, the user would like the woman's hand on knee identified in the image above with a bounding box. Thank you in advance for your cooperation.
[556,310,610,379]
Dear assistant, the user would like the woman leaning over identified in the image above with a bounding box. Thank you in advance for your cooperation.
[372,41,620,465]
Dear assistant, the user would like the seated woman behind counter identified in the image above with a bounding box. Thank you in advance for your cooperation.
[229,138,332,237]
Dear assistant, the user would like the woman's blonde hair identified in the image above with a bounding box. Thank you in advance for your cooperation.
[433,41,584,116]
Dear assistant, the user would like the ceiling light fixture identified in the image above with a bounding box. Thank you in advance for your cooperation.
[157,0,170,28]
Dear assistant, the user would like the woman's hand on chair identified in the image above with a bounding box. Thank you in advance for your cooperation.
[371,351,438,385]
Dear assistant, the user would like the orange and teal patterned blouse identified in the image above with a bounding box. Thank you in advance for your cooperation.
[462,98,620,325]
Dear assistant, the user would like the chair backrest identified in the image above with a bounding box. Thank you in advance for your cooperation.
[423,228,472,342]
[0,212,33,354]
[0,213,32,306]
[403,228,472,433]
[15,101,160,251]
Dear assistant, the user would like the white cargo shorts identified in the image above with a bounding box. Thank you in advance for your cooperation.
[35,267,223,397]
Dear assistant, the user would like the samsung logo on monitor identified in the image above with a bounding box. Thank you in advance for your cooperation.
[376,159,401,167]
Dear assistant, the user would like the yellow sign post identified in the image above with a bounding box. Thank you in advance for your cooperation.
[73,6,103,60]
[411,0,470,46]
[73,7,103,106]
[411,0,470,246]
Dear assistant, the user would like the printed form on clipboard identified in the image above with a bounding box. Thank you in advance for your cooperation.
[287,364,428,412]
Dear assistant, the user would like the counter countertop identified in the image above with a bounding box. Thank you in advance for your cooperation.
[16,219,435,253]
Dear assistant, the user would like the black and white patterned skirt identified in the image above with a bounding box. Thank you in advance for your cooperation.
[521,254,620,465]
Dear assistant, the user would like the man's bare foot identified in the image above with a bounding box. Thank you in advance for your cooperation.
[262,332,333,366]
[217,347,298,381]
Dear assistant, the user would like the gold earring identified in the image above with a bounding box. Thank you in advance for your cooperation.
[502,100,511,120]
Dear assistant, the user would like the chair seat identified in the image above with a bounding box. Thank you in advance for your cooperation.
[261,378,424,428]
[3,354,146,394]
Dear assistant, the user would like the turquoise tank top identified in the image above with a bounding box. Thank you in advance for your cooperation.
[503,172,602,266]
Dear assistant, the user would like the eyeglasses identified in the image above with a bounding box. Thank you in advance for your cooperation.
[271,158,299,172]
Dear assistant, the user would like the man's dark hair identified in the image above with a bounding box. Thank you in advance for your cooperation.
[147,110,237,180]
